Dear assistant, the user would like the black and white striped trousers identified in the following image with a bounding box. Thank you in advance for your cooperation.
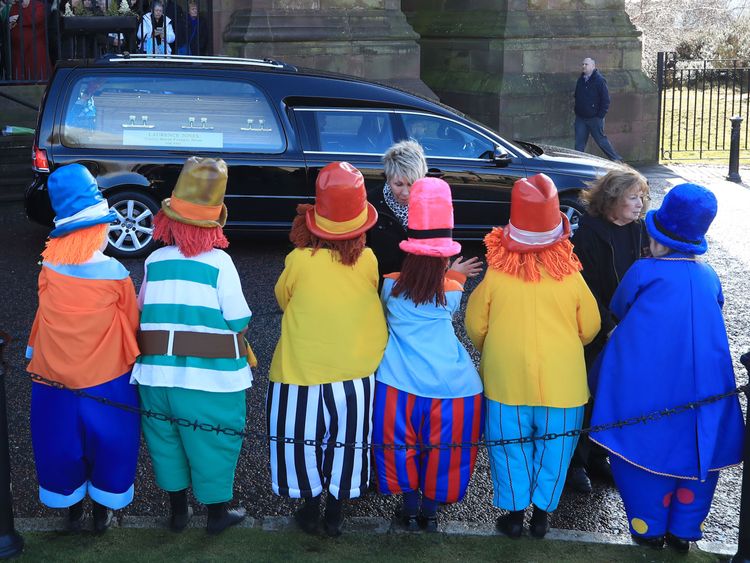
[266,375,374,500]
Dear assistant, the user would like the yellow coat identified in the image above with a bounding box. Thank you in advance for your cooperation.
[465,267,600,408]
[270,247,388,386]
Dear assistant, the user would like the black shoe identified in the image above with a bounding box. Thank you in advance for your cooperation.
[323,495,344,538]
[588,456,614,484]
[398,509,420,532]
[418,513,438,533]
[294,497,321,535]
[168,490,193,532]
[206,503,246,535]
[92,502,113,534]
[666,533,690,553]
[631,533,665,550]
[566,466,592,493]
[529,506,550,539]
[67,500,85,533]
[496,511,524,539]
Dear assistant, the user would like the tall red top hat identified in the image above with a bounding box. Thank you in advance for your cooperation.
[399,177,461,257]
[501,173,570,253]
[306,162,378,240]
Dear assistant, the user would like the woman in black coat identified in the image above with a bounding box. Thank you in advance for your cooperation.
[367,139,482,282]
[568,167,651,493]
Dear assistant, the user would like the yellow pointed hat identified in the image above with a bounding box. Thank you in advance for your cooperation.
[162,157,228,228]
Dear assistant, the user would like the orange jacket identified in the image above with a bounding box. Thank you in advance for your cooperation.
[27,266,140,389]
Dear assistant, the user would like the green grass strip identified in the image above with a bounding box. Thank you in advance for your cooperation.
[18,528,728,562]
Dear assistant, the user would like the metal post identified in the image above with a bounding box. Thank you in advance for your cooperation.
[727,116,743,183]
[734,352,750,563]
[0,333,22,559]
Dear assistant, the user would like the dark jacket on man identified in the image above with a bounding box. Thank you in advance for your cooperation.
[366,186,406,283]
[574,69,611,119]
[572,214,649,366]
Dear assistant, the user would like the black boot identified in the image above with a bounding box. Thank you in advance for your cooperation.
[666,533,690,553]
[169,489,193,532]
[293,496,321,535]
[566,465,592,493]
[206,502,246,535]
[92,501,113,534]
[496,510,524,539]
[529,505,550,539]
[323,494,344,538]
[67,499,85,533]
[631,533,665,550]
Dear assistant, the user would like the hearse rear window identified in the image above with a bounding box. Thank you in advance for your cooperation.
[61,75,285,153]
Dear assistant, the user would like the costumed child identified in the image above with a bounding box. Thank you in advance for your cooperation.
[589,183,744,552]
[267,161,387,537]
[372,177,484,533]
[465,174,600,539]
[131,157,251,535]
[26,163,140,533]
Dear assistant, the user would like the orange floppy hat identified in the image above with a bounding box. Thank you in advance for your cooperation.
[306,162,378,240]
[501,173,570,253]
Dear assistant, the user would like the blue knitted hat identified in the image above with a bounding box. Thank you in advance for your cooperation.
[645,183,717,255]
[48,164,116,238]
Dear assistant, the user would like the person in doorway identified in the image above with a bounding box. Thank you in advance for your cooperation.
[574,57,622,162]
[175,0,206,55]
[137,0,175,54]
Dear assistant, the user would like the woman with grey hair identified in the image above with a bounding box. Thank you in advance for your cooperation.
[567,166,651,493]
[367,139,482,280]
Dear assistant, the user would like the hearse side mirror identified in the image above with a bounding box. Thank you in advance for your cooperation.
[493,147,513,167]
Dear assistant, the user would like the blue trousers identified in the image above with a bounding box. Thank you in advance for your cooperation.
[574,116,622,161]
[31,373,140,509]
[485,401,583,512]
[610,456,719,540]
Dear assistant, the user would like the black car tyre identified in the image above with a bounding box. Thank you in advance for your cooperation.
[106,190,160,258]
[559,196,585,237]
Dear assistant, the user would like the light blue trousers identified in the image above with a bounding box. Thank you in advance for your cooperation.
[485,400,584,512]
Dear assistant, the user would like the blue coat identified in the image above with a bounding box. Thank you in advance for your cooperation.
[590,254,743,480]
[574,69,611,119]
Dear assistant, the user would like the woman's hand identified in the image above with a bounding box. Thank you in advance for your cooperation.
[448,256,483,278]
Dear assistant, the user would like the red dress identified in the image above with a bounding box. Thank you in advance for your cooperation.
[9,0,50,81]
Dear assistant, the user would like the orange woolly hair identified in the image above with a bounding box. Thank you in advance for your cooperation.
[484,227,582,283]
[289,204,366,267]
[153,210,228,257]
[42,223,108,265]
[392,254,448,306]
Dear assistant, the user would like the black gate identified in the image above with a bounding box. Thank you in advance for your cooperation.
[657,51,750,161]
[0,0,214,86]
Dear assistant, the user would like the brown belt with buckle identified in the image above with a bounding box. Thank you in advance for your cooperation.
[137,330,247,359]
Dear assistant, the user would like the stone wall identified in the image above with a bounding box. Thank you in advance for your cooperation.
[222,0,435,99]
[403,0,658,163]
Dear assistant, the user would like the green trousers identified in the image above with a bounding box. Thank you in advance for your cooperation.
[139,385,246,504]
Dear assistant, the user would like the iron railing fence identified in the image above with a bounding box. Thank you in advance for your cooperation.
[0,0,213,86]
[657,51,750,161]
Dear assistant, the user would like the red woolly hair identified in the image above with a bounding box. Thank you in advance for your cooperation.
[289,204,366,267]
[42,223,108,265]
[392,254,449,306]
[484,227,582,283]
[153,210,228,257]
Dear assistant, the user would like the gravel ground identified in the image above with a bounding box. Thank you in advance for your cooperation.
[0,163,746,546]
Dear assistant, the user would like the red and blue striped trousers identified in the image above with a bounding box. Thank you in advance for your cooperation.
[372,382,484,503]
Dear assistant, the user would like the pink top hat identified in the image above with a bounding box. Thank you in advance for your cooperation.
[399,177,461,258]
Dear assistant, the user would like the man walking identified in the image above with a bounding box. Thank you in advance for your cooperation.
[574,58,622,162]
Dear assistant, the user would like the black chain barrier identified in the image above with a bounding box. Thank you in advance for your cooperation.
[27,372,749,452]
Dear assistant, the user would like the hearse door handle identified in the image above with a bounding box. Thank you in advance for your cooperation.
[427,168,444,178]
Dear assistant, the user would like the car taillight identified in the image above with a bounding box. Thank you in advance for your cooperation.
[32,146,49,172]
